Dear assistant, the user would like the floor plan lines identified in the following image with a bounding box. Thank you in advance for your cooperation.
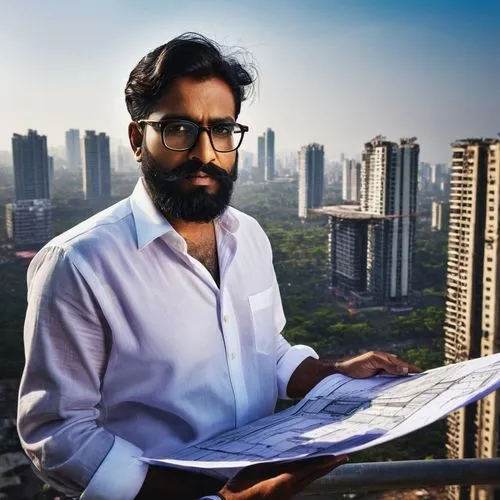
[142,353,500,475]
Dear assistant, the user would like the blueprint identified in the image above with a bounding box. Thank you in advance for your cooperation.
[140,353,500,475]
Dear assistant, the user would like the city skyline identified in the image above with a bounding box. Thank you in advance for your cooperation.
[1,0,499,162]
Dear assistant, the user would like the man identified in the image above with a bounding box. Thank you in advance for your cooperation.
[17,33,420,499]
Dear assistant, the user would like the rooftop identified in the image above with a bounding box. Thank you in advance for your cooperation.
[310,205,389,221]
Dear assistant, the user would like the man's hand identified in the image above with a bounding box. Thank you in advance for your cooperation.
[134,465,225,499]
[335,351,422,378]
[217,455,348,500]
[287,352,423,398]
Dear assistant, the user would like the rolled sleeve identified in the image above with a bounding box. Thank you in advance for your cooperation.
[80,436,148,500]
[276,340,319,399]
[17,246,144,498]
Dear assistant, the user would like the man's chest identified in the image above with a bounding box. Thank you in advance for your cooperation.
[186,237,220,285]
[97,235,275,342]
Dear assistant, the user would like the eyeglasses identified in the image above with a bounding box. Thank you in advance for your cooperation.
[138,119,249,153]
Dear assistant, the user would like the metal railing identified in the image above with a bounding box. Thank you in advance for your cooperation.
[298,459,500,497]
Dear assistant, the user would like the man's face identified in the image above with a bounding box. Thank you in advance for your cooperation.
[132,76,239,222]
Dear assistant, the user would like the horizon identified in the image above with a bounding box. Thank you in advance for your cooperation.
[1,0,499,163]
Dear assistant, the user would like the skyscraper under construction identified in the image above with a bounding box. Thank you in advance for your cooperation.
[444,138,500,500]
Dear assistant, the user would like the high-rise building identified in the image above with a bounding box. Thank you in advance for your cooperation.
[342,158,361,202]
[115,145,137,173]
[65,129,81,171]
[361,136,419,304]
[257,135,265,181]
[419,162,432,192]
[444,138,500,500]
[265,128,275,181]
[12,130,50,201]
[298,143,325,218]
[431,163,443,186]
[48,155,54,199]
[83,131,111,200]
[310,206,386,309]
[431,201,449,232]
[329,216,369,294]
[6,199,52,248]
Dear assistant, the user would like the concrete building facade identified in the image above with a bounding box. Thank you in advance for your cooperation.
[83,131,111,200]
[6,199,52,248]
[257,135,265,182]
[431,201,449,231]
[362,136,419,304]
[12,130,50,201]
[444,138,500,500]
[265,128,275,181]
[298,143,325,218]
[342,158,361,202]
[65,128,81,171]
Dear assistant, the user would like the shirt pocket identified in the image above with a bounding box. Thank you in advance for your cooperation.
[248,286,276,355]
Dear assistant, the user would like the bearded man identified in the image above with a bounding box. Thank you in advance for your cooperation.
[17,33,420,500]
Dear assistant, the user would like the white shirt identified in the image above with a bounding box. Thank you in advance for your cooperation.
[17,178,318,500]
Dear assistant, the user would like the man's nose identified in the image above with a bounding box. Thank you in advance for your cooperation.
[188,129,216,165]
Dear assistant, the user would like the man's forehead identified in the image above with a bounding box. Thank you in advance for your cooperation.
[149,76,236,120]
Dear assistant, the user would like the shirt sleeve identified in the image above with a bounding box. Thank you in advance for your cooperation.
[17,246,148,499]
[271,268,319,400]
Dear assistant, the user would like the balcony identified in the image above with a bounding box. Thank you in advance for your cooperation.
[2,457,499,499]
[298,459,500,498]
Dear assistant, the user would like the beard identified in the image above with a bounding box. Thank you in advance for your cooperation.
[140,146,238,223]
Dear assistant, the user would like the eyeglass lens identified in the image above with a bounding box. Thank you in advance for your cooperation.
[162,122,243,152]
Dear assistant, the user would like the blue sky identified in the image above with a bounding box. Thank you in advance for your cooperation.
[0,0,499,162]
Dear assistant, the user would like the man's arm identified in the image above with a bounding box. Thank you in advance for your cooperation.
[287,352,423,399]
[18,246,149,499]
[19,246,228,500]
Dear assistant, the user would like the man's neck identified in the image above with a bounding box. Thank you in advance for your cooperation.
[168,218,215,243]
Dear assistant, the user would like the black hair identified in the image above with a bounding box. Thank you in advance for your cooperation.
[125,32,256,121]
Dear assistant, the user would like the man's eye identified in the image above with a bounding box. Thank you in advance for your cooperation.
[166,123,190,134]
[213,124,234,135]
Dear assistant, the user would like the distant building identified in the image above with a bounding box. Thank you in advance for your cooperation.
[265,128,275,181]
[257,135,265,181]
[314,137,418,309]
[329,217,369,294]
[361,136,419,304]
[0,150,12,167]
[116,145,137,173]
[83,131,111,200]
[431,163,443,185]
[418,162,432,191]
[311,205,386,309]
[12,130,50,201]
[6,199,52,249]
[431,201,448,231]
[298,143,325,218]
[238,150,254,172]
[342,158,361,202]
[65,128,81,171]
[48,155,54,199]
[444,138,500,500]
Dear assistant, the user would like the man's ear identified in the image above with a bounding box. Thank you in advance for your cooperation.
[128,122,143,162]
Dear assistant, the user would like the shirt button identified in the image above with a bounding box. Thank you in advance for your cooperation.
[230,353,237,361]
[223,314,230,324]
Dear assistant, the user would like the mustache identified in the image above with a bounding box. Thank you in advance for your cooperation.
[150,159,236,183]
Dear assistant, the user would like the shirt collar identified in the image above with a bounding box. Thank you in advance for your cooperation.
[130,178,174,250]
[130,177,240,250]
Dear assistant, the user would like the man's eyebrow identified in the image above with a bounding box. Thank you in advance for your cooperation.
[156,114,236,124]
